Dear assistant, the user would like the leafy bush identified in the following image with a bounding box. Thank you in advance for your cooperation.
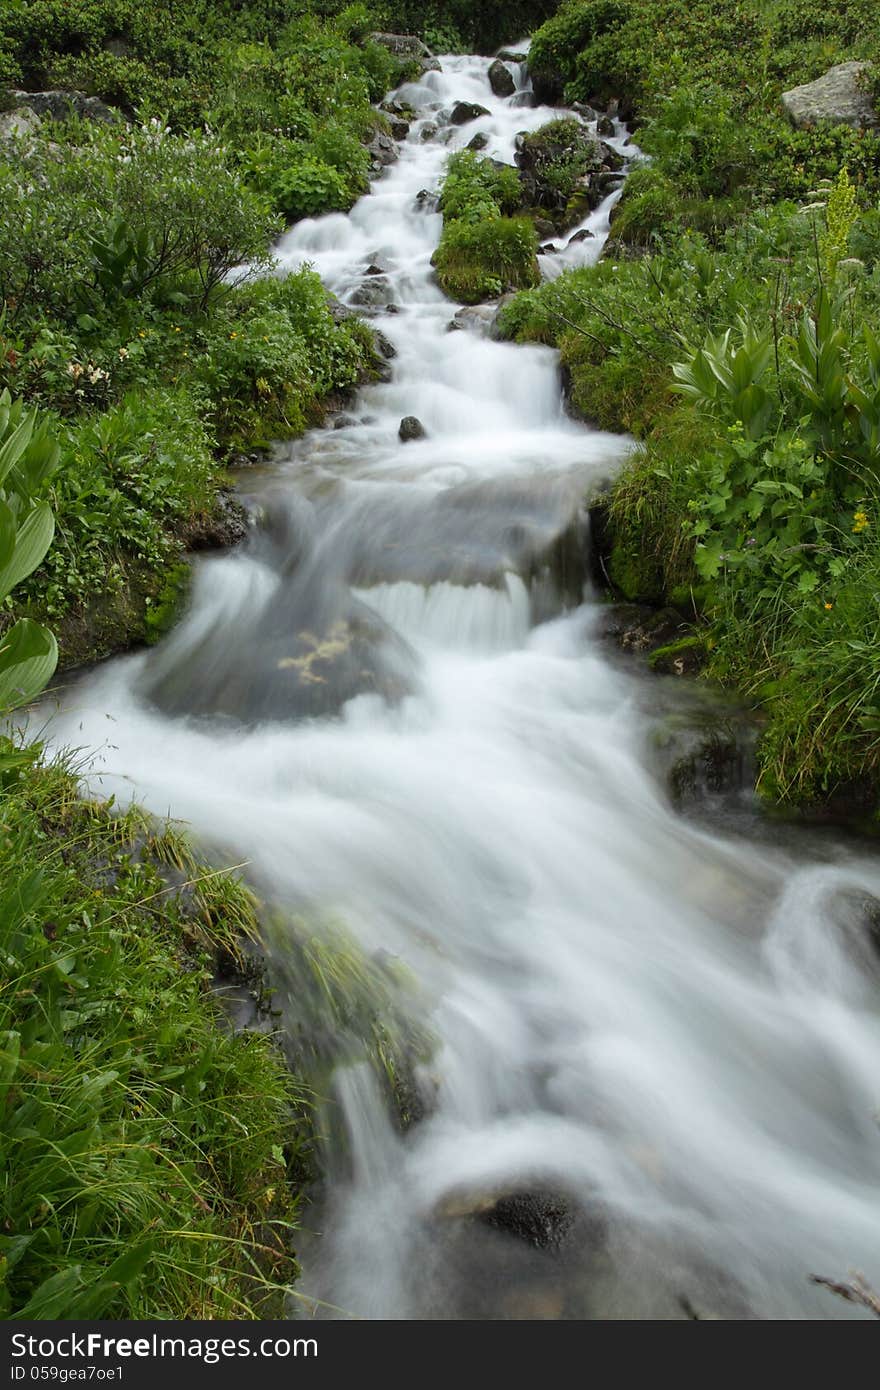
[435,150,537,302]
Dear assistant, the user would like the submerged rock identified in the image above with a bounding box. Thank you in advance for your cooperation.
[782,62,878,130]
[467,131,490,152]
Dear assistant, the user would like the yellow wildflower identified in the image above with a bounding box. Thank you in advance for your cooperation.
[824,602,833,611]
[852,509,869,534]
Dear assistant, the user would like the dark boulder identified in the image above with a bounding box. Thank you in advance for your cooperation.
[449,100,491,126]
[488,59,516,98]
[399,415,426,442]
[467,131,489,152]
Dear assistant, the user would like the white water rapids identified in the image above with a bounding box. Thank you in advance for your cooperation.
[39,51,880,1318]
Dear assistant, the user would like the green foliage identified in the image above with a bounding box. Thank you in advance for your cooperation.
[439,150,522,222]
[435,151,537,303]
[0,749,307,1317]
[0,390,59,708]
[434,215,540,303]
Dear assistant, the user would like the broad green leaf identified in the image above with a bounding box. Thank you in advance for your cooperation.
[0,502,55,602]
[15,1266,85,1319]
[0,619,58,709]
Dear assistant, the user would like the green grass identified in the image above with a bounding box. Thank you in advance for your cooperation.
[0,741,311,1318]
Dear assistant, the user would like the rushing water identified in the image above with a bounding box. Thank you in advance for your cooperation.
[41,51,880,1319]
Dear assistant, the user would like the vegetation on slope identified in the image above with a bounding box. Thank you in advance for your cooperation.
[500,0,880,810]
[0,741,311,1318]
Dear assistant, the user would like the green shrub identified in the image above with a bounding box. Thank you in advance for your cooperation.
[434,216,540,303]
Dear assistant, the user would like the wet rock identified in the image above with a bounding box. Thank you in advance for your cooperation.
[350,275,395,312]
[533,216,557,239]
[528,63,565,106]
[389,118,410,140]
[511,91,536,109]
[488,59,516,98]
[333,413,359,430]
[597,114,616,137]
[449,305,496,334]
[372,327,397,360]
[782,62,878,130]
[516,119,625,229]
[600,603,692,657]
[10,88,120,123]
[568,228,596,245]
[366,130,398,170]
[540,242,559,255]
[572,101,600,121]
[449,100,491,126]
[399,415,426,442]
[419,122,439,142]
[184,492,249,551]
[0,107,41,140]
[138,497,417,725]
[480,1190,577,1251]
[497,49,528,65]
[467,131,489,152]
[380,99,415,119]
[415,187,439,212]
[644,701,756,810]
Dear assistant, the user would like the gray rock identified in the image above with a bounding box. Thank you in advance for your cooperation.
[369,32,433,62]
[567,228,595,245]
[0,107,41,140]
[415,187,439,212]
[597,114,615,137]
[497,50,528,65]
[11,89,119,123]
[389,118,410,140]
[366,130,398,169]
[399,415,426,442]
[449,305,496,334]
[350,275,395,312]
[488,59,516,99]
[419,122,438,142]
[449,100,491,126]
[510,91,536,109]
[781,62,878,130]
[467,131,489,151]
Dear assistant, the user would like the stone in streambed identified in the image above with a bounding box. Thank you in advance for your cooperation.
[449,100,491,126]
[488,59,516,98]
[399,415,426,442]
[467,131,489,151]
